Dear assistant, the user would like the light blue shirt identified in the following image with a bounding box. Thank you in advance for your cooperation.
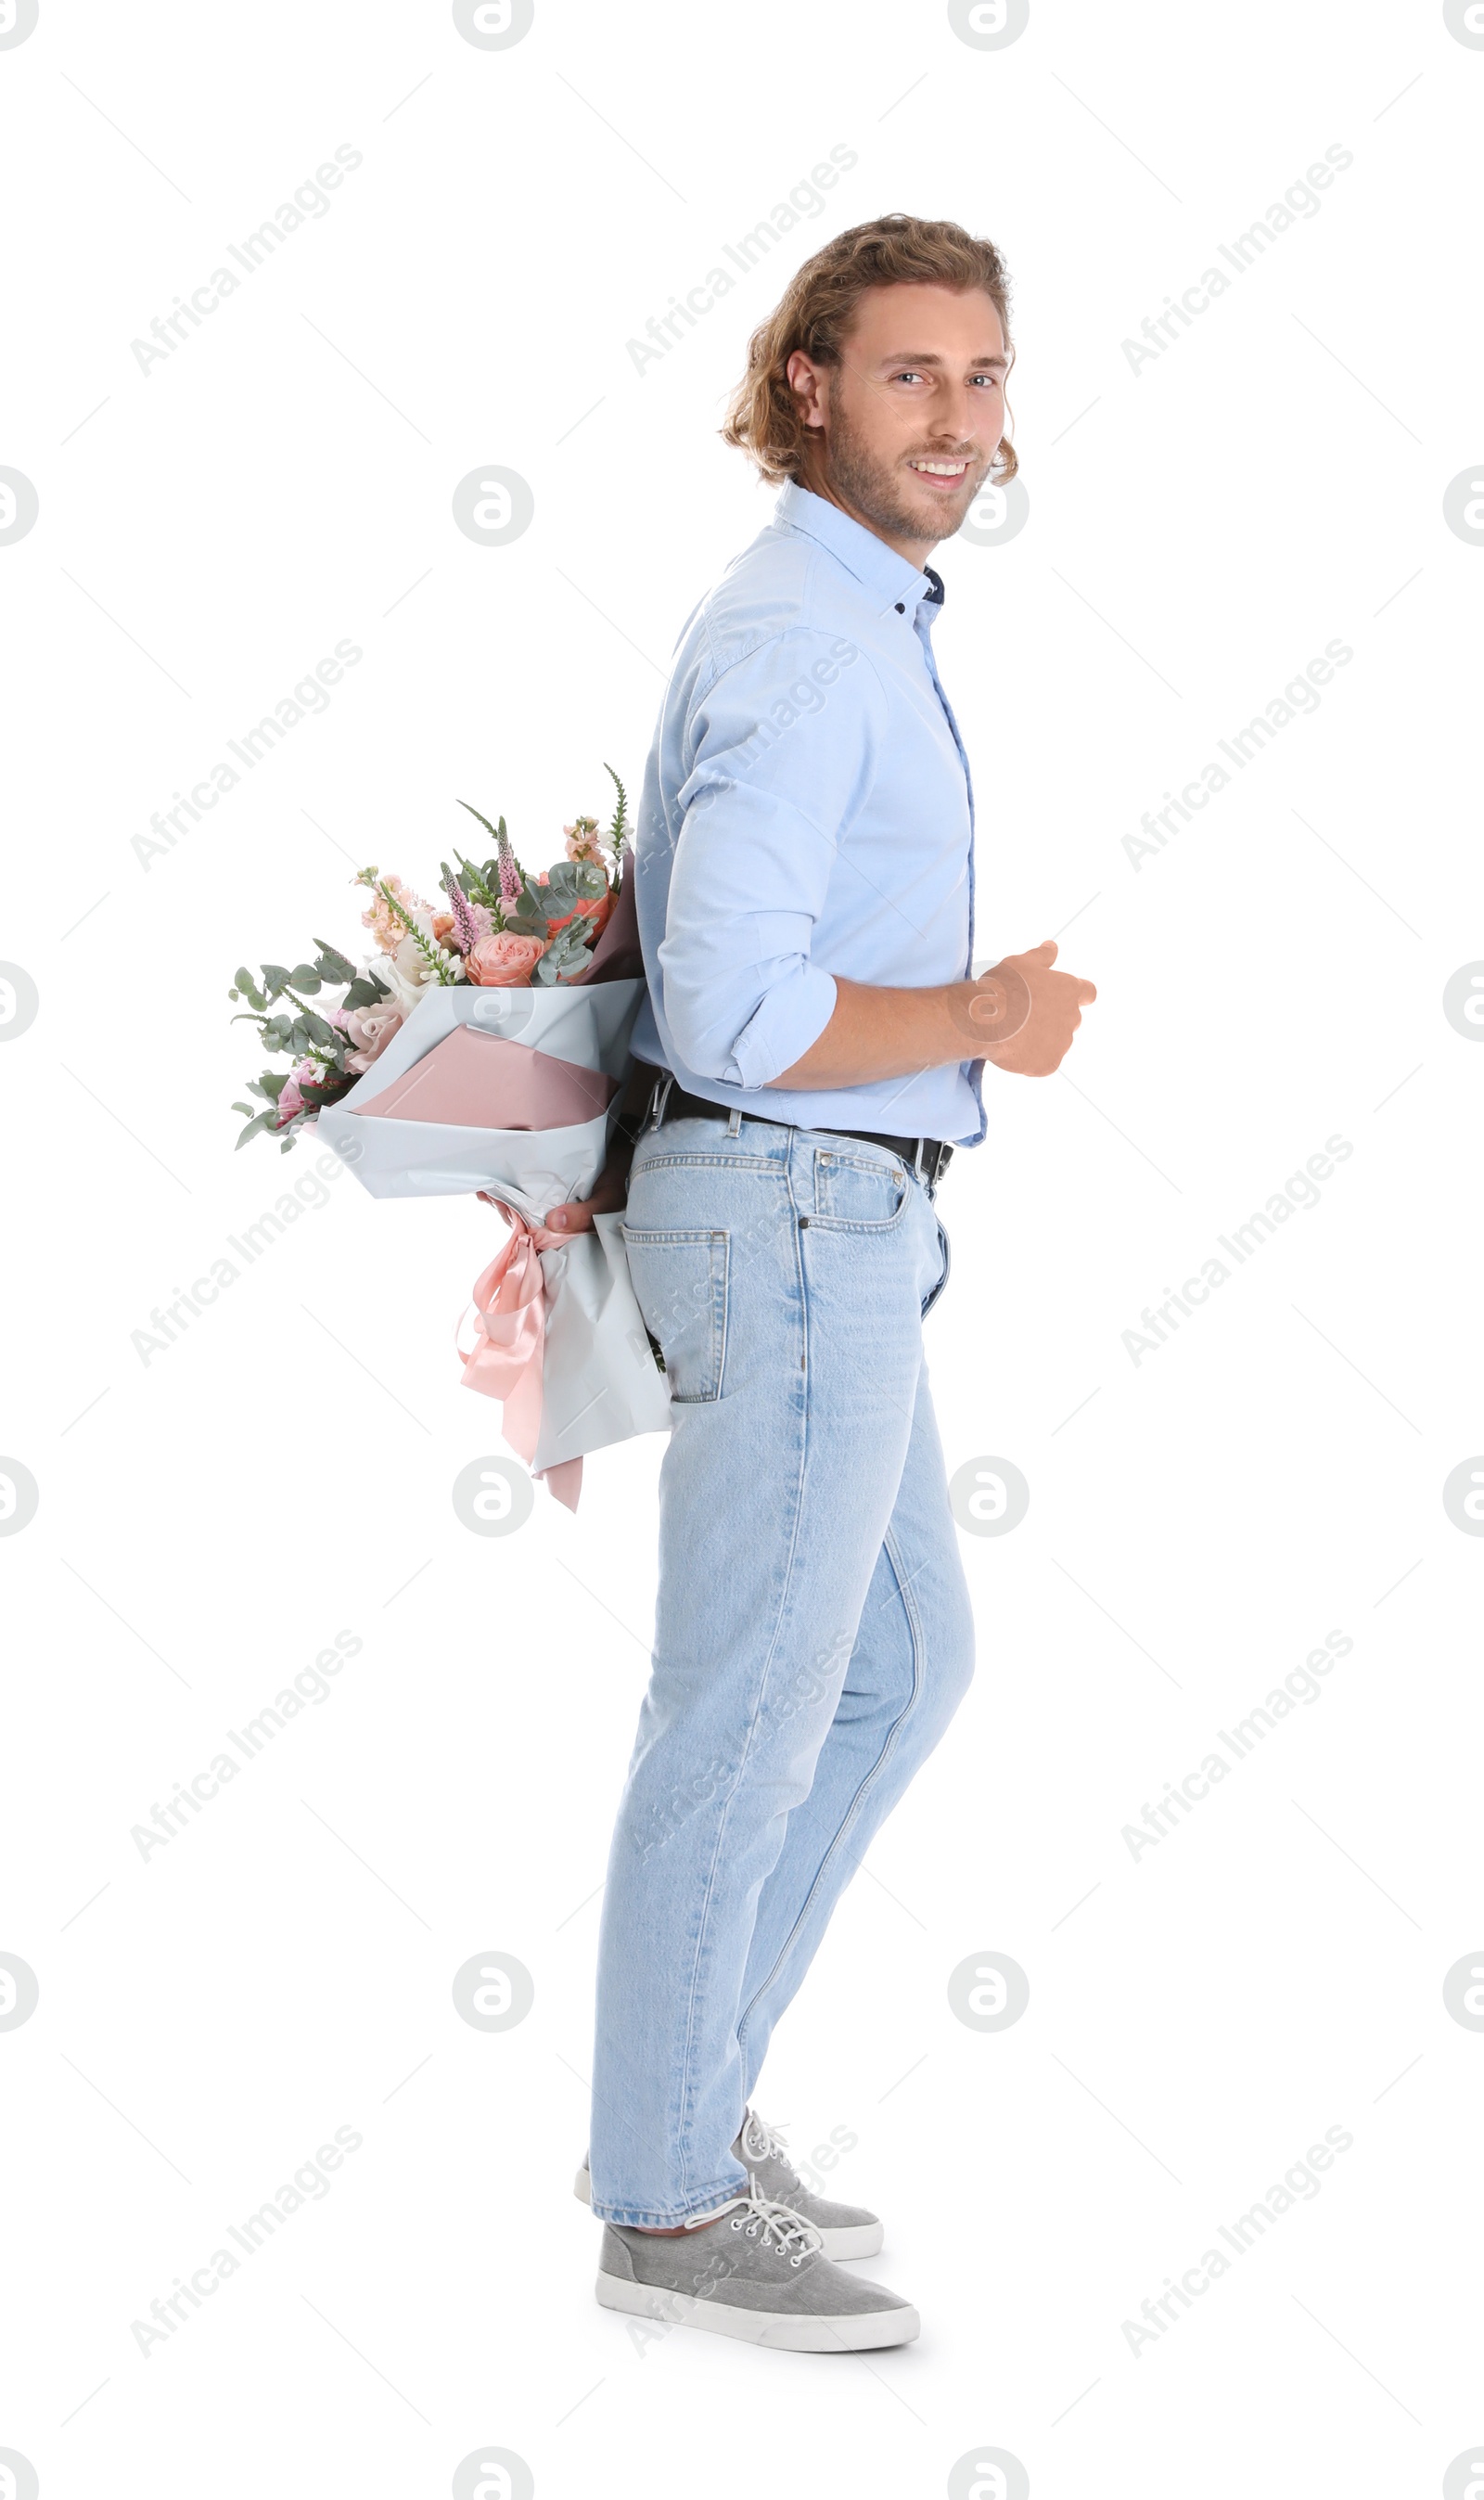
[629,478,986,1147]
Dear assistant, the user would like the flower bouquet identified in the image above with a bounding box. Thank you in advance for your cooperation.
[228,770,673,1507]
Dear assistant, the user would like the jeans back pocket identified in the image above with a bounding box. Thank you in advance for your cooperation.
[620,1226,730,1403]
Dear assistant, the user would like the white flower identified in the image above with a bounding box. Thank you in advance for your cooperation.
[368,941,445,1014]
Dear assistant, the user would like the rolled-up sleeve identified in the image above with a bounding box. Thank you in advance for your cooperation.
[655,629,885,1087]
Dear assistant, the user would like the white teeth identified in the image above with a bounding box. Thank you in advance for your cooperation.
[911,460,968,477]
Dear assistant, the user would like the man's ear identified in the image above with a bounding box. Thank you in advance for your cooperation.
[786,350,827,433]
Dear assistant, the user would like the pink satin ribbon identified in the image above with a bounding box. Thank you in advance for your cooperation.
[456,1198,583,1511]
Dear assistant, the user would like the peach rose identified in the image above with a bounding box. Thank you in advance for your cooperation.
[466,933,548,987]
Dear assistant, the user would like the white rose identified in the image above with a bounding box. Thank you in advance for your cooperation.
[369,946,431,1015]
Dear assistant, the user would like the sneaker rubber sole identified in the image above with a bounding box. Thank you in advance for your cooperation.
[595,2267,919,2351]
[573,2164,884,2261]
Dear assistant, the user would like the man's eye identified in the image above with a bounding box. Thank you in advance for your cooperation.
[893,369,923,384]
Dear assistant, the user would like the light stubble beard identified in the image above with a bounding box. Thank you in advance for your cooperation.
[815,397,991,558]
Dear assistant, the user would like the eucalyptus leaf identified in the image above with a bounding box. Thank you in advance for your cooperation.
[341,974,390,1011]
[313,939,358,983]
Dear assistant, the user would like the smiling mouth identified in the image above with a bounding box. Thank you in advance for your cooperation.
[907,457,974,488]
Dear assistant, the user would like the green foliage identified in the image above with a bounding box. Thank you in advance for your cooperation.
[505,879,550,938]
[533,918,598,984]
[341,972,390,1010]
[455,799,505,852]
[228,939,387,1153]
[255,961,324,1001]
[603,761,628,853]
[507,857,608,942]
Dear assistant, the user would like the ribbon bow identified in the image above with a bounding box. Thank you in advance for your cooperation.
[456,1199,583,1511]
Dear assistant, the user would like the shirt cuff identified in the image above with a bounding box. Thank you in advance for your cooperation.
[723,967,838,1091]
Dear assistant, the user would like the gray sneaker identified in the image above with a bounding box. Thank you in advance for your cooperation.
[595,2191,919,2353]
[574,2108,884,2260]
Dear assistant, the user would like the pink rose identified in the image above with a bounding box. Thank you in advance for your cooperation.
[275,1055,323,1123]
[466,933,547,987]
[341,999,404,1074]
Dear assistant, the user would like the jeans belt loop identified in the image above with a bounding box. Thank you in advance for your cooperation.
[913,1137,927,1180]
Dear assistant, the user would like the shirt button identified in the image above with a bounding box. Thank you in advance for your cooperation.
[895,602,904,613]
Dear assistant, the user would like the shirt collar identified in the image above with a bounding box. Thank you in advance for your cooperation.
[773,478,940,618]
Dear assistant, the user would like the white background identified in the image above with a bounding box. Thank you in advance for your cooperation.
[2,2,1481,2494]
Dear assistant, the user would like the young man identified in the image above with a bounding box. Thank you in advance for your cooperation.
[546,215,1095,2351]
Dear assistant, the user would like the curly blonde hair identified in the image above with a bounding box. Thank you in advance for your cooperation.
[720,213,1018,488]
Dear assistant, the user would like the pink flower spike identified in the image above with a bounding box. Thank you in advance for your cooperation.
[447,880,480,954]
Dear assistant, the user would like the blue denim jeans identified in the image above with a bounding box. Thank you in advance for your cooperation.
[588,1112,975,2226]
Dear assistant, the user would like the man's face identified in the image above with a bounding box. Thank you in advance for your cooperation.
[787,283,1009,558]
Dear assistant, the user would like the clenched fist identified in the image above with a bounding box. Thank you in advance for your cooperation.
[957,940,1096,1076]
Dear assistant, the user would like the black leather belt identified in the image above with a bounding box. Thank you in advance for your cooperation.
[640,1072,954,1187]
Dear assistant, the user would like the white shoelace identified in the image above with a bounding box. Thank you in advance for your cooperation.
[722,2190,823,2261]
[739,2109,793,2170]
